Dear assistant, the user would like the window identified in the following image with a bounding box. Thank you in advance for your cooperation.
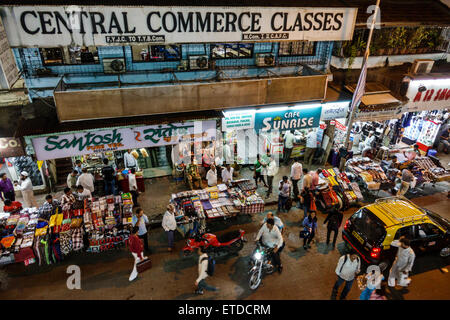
[68,46,99,64]
[417,224,442,238]
[394,226,414,240]
[350,208,386,245]
[210,43,253,59]
[40,48,64,65]
[132,45,181,62]
[278,41,316,56]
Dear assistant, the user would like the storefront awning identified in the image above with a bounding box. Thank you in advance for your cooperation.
[360,93,401,106]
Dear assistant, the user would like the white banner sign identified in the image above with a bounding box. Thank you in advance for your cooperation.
[222,110,256,131]
[31,120,216,160]
[404,78,450,112]
[320,101,350,120]
[0,6,358,47]
[0,16,19,89]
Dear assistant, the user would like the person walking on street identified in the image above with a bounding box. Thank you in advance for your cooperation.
[132,207,150,254]
[254,154,268,188]
[128,168,140,207]
[302,211,318,250]
[290,158,302,203]
[128,226,148,282]
[277,176,291,213]
[102,158,116,195]
[76,168,95,194]
[206,164,218,187]
[15,172,38,208]
[388,237,415,288]
[266,155,278,199]
[0,173,15,202]
[283,130,295,165]
[162,204,177,252]
[66,170,78,193]
[304,129,317,167]
[255,218,284,273]
[195,247,218,294]
[397,166,415,196]
[324,208,344,249]
[331,253,361,300]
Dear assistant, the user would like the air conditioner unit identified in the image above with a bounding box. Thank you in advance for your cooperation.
[189,55,209,70]
[256,53,275,67]
[411,59,434,74]
[103,58,126,74]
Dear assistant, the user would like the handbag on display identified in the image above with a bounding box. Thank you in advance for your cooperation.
[136,258,152,273]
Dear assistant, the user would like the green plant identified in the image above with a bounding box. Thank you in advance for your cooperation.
[426,29,443,50]
[392,27,407,48]
[407,27,426,49]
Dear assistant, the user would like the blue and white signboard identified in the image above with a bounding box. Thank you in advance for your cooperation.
[254,104,322,132]
[320,101,350,121]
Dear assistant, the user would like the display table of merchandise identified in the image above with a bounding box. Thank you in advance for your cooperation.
[320,168,362,207]
[117,171,145,193]
[346,157,394,191]
[412,157,450,183]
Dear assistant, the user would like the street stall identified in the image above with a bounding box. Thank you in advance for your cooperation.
[345,157,395,193]
[412,156,450,184]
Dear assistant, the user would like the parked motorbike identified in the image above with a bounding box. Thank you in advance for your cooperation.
[182,229,245,256]
[248,242,275,290]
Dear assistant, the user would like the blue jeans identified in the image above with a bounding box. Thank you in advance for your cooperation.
[278,194,288,212]
[104,179,115,195]
[198,279,217,292]
[332,276,354,300]
[166,230,174,249]
[360,287,375,300]
[303,205,309,218]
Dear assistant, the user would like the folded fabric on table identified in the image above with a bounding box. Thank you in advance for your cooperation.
[201,200,212,210]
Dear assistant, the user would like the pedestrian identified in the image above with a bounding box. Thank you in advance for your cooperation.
[266,155,278,199]
[101,158,116,196]
[60,187,76,211]
[290,158,302,203]
[277,175,291,213]
[3,199,22,213]
[302,211,318,250]
[397,165,415,196]
[304,129,317,167]
[162,204,177,252]
[255,218,284,273]
[195,247,218,295]
[206,164,218,187]
[301,168,313,192]
[262,212,285,253]
[221,163,234,186]
[76,185,92,201]
[132,207,150,254]
[323,208,343,249]
[360,269,384,300]
[186,157,202,190]
[128,168,140,207]
[300,186,315,218]
[15,171,38,208]
[254,154,268,187]
[283,130,295,165]
[74,159,83,175]
[124,149,138,170]
[66,170,78,192]
[311,168,321,190]
[370,284,388,300]
[388,237,415,288]
[331,252,361,300]
[0,173,15,202]
[128,226,147,282]
[76,168,95,194]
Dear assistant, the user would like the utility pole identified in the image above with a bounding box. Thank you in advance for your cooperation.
[339,0,381,171]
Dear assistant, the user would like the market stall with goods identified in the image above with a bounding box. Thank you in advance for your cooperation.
[345,157,395,193]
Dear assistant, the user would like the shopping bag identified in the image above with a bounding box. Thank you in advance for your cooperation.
[136,258,152,273]
[398,273,411,287]
[285,197,293,211]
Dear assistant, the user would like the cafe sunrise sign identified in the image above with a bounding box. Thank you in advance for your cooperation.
[0,6,358,47]
[31,121,216,160]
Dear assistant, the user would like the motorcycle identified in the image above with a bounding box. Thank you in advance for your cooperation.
[182,229,245,256]
[248,242,275,290]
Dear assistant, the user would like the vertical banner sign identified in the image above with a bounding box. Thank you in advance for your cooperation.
[0,16,19,89]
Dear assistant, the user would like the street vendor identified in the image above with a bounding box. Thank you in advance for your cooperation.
[438,127,449,154]
[359,131,375,156]
[38,195,60,222]
[397,165,415,197]
[186,157,202,190]
[403,144,421,161]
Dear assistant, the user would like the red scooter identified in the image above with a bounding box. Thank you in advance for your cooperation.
[183,229,246,256]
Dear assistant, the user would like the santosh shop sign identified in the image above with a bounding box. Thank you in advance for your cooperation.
[0,6,358,47]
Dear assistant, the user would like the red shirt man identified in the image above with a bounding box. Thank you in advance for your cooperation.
[3,200,22,213]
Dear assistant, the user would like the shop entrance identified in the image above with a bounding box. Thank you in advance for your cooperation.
[136,146,172,178]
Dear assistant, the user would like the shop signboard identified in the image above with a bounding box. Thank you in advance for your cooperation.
[320,101,350,121]
[0,137,25,158]
[222,110,255,131]
[0,16,19,89]
[0,6,357,47]
[254,104,322,132]
[405,78,450,112]
[335,120,346,132]
[31,120,216,160]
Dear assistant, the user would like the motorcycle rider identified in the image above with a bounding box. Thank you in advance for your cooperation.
[262,212,285,253]
[255,218,284,273]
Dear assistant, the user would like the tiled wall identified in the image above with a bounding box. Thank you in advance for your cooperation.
[14,41,334,100]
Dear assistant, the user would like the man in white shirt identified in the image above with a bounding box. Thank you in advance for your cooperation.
[15,171,38,208]
[359,131,375,154]
[223,143,234,165]
[290,158,303,202]
[304,129,317,167]
[66,170,78,192]
[388,237,415,288]
[76,185,92,201]
[195,247,218,295]
[266,156,278,198]
[128,168,139,207]
[206,164,218,187]
[162,204,178,252]
[331,253,361,300]
[221,163,234,185]
[124,149,138,169]
[76,168,95,194]
[283,130,295,166]
[255,218,284,273]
